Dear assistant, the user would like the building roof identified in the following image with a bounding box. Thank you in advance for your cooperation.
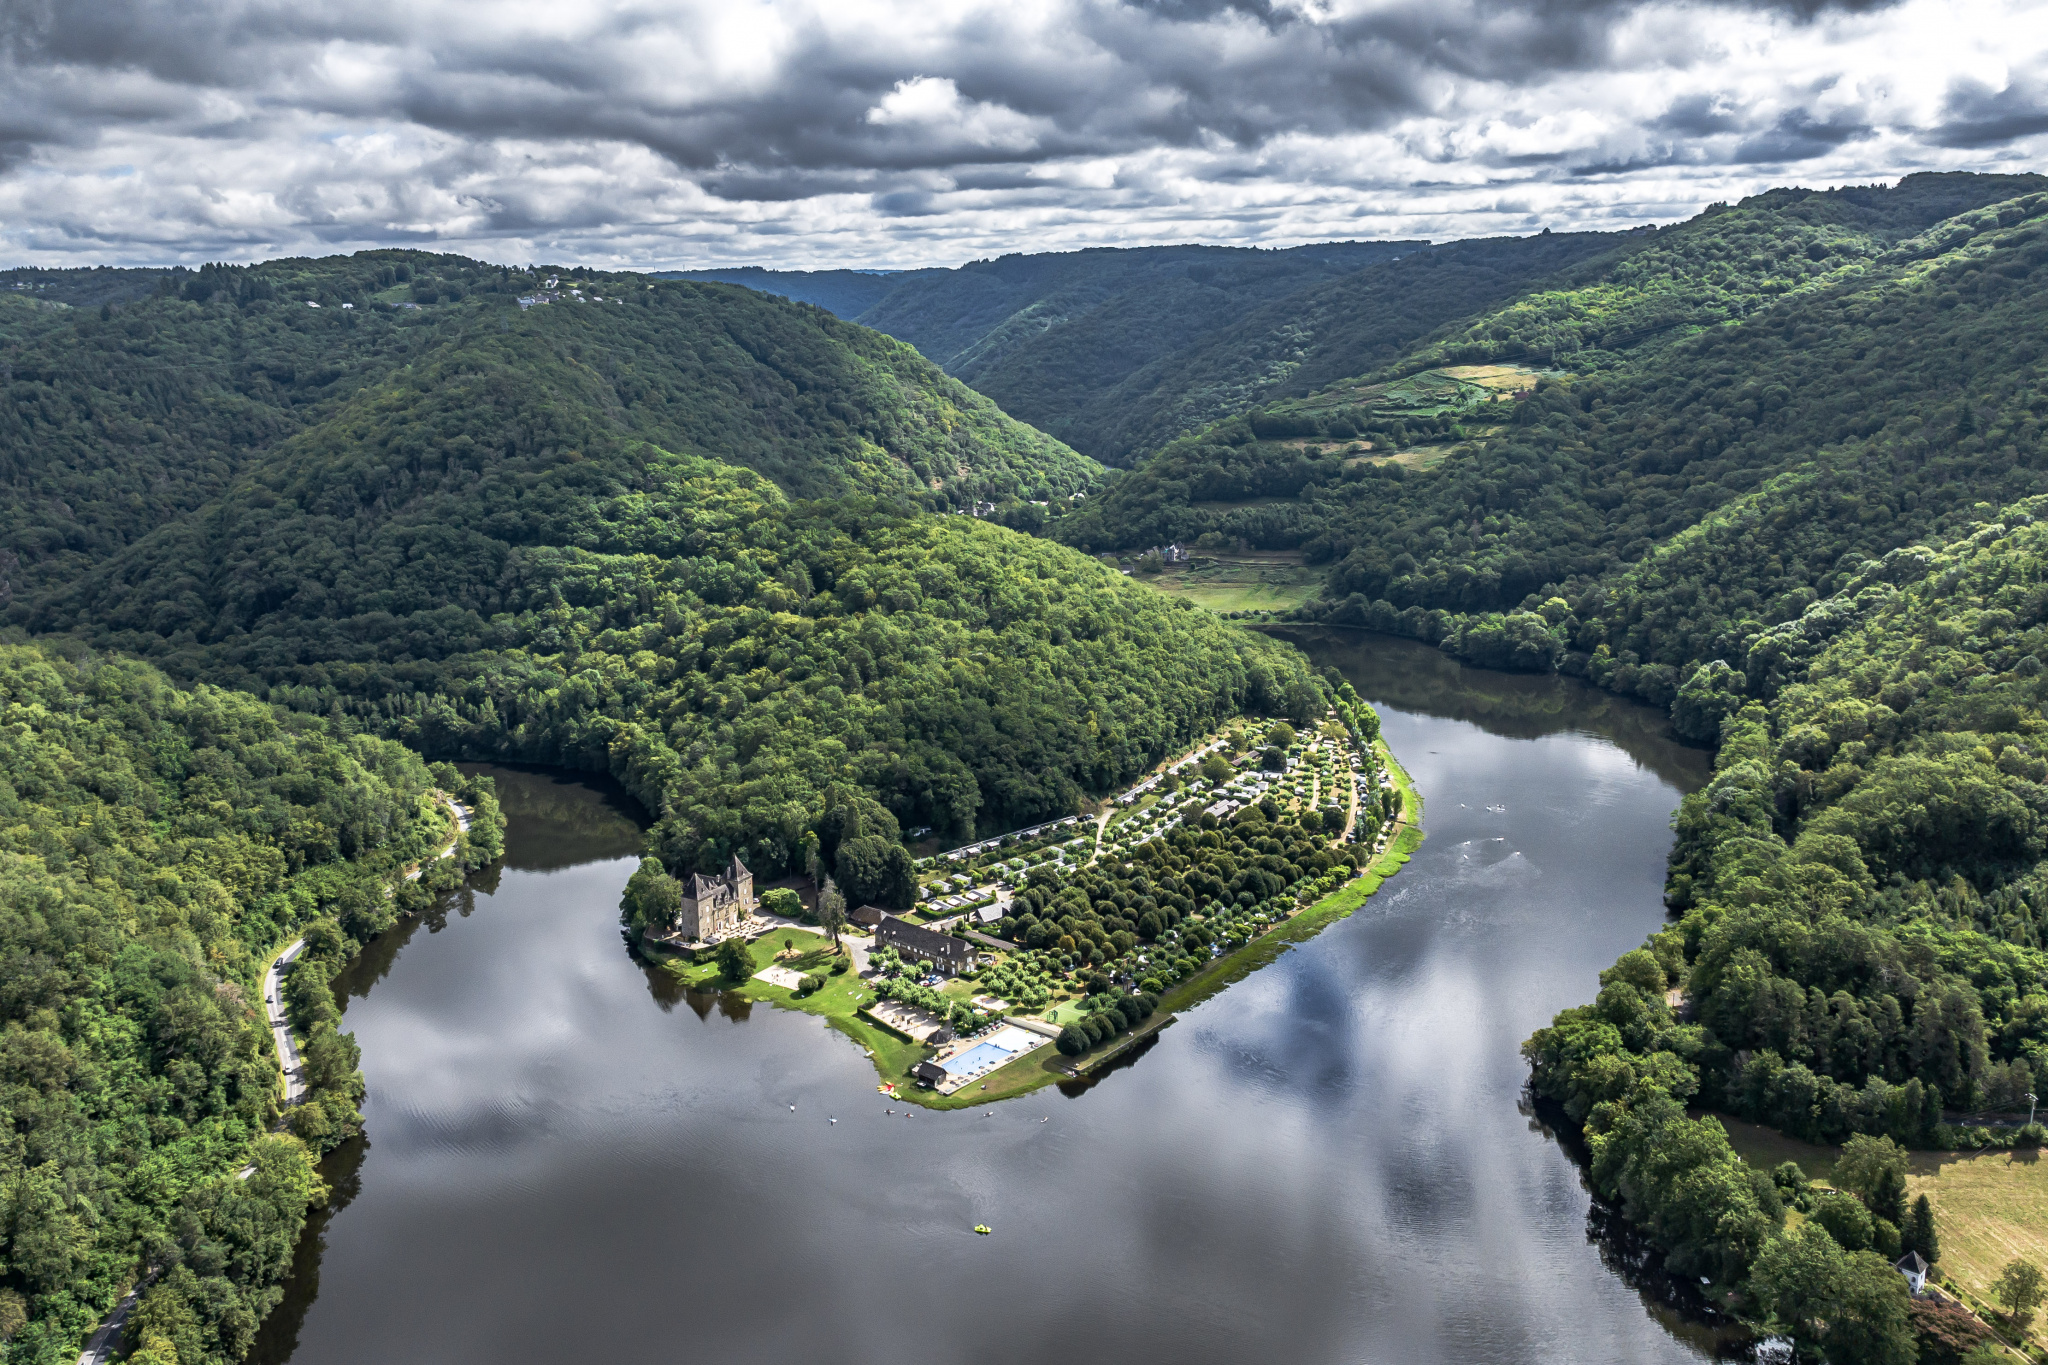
[974,903,1004,924]
[849,904,888,926]
[728,853,749,879]
[913,1060,948,1083]
[1896,1251,1929,1274]
[877,915,977,962]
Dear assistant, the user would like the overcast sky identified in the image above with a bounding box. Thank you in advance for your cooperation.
[1,0,2042,269]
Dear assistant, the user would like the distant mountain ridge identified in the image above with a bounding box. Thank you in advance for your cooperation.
[668,240,1425,462]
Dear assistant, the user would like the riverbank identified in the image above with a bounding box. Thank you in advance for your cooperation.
[1713,1114,2048,1357]
[1062,737,1423,1081]
[657,736,1426,1111]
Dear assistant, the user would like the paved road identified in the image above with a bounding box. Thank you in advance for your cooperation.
[75,1283,145,1365]
[265,937,312,1106]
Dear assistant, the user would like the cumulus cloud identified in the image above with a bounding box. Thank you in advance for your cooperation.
[0,0,2040,266]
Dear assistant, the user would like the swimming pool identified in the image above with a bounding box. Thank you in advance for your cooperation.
[941,1041,1016,1077]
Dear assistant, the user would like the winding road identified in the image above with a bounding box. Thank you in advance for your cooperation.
[78,794,470,1365]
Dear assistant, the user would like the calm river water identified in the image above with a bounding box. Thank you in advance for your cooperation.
[251,630,1734,1365]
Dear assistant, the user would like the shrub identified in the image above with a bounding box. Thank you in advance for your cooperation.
[797,974,824,994]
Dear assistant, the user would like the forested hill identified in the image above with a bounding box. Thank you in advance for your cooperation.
[1523,501,2048,1356]
[3,248,1331,903]
[1063,174,2048,676]
[0,644,501,1362]
[673,240,1423,462]
[653,265,937,319]
[0,251,1094,597]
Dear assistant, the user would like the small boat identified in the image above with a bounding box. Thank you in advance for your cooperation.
[973,1224,991,1235]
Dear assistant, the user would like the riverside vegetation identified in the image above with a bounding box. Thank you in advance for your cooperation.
[1041,173,2048,1358]
[0,644,502,1364]
[8,169,2048,1361]
[0,253,1336,1360]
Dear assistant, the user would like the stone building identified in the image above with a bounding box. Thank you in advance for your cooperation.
[876,915,979,976]
[678,855,754,940]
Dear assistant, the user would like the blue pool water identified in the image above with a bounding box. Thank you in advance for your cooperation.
[943,1041,1016,1076]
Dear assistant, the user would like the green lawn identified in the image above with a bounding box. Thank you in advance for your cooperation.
[657,736,1425,1109]
[1137,556,1323,614]
[1711,1111,2048,1353]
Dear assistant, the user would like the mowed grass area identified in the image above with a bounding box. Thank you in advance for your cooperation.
[1713,1111,2048,1351]
[1141,555,1323,613]
[1907,1148,2048,1349]
[659,930,927,1092]
[656,928,1071,1109]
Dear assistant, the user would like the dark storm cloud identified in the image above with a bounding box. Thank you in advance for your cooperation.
[1929,75,2048,149]
[0,0,2033,265]
[0,0,1920,178]
[1732,108,1876,164]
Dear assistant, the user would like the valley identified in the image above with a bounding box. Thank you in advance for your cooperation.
[3,170,2047,1365]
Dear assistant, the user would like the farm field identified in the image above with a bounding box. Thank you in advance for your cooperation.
[1141,555,1324,612]
[1906,1149,2048,1350]
[1713,1111,2048,1350]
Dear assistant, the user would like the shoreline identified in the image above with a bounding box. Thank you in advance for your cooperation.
[660,734,1425,1110]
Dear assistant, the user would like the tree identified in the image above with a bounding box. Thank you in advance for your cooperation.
[619,858,681,934]
[1991,1257,2045,1325]
[715,937,753,983]
[1826,1249,1918,1365]
[836,835,914,909]
[1835,1135,1910,1210]
[818,879,847,949]
[1752,1224,1915,1365]
[800,830,823,888]
[1265,721,1296,748]
[1055,1025,1088,1056]
[1812,1193,1876,1252]
[760,886,803,919]
[1904,1194,1940,1264]
[1200,753,1232,784]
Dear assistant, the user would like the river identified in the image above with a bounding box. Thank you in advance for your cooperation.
[250,629,1736,1365]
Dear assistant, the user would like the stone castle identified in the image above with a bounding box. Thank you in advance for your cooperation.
[676,855,753,940]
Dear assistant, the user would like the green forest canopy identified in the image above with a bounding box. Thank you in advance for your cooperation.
[0,251,1096,599]
[1053,171,2048,1323]
[670,240,1422,463]
[0,644,492,1363]
[3,255,1332,883]
[1525,500,2048,1350]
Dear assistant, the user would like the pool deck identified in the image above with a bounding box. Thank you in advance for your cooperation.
[928,1023,1048,1094]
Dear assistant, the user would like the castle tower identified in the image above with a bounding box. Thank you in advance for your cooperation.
[728,853,754,914]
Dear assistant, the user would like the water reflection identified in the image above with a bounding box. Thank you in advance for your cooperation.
[478,761,647,871]
[252,648,1753,1365]
[1268,625,1714,792]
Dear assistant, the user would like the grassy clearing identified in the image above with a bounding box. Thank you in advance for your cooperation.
[1907,1149,2048,1351]
[666,740,1425,1108]
[1141,556,1323,613]
[1713,1110,2048,1351]
[1713,1113,1841,1181]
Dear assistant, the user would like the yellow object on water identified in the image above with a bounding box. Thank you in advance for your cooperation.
[973,1224,991,1235]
